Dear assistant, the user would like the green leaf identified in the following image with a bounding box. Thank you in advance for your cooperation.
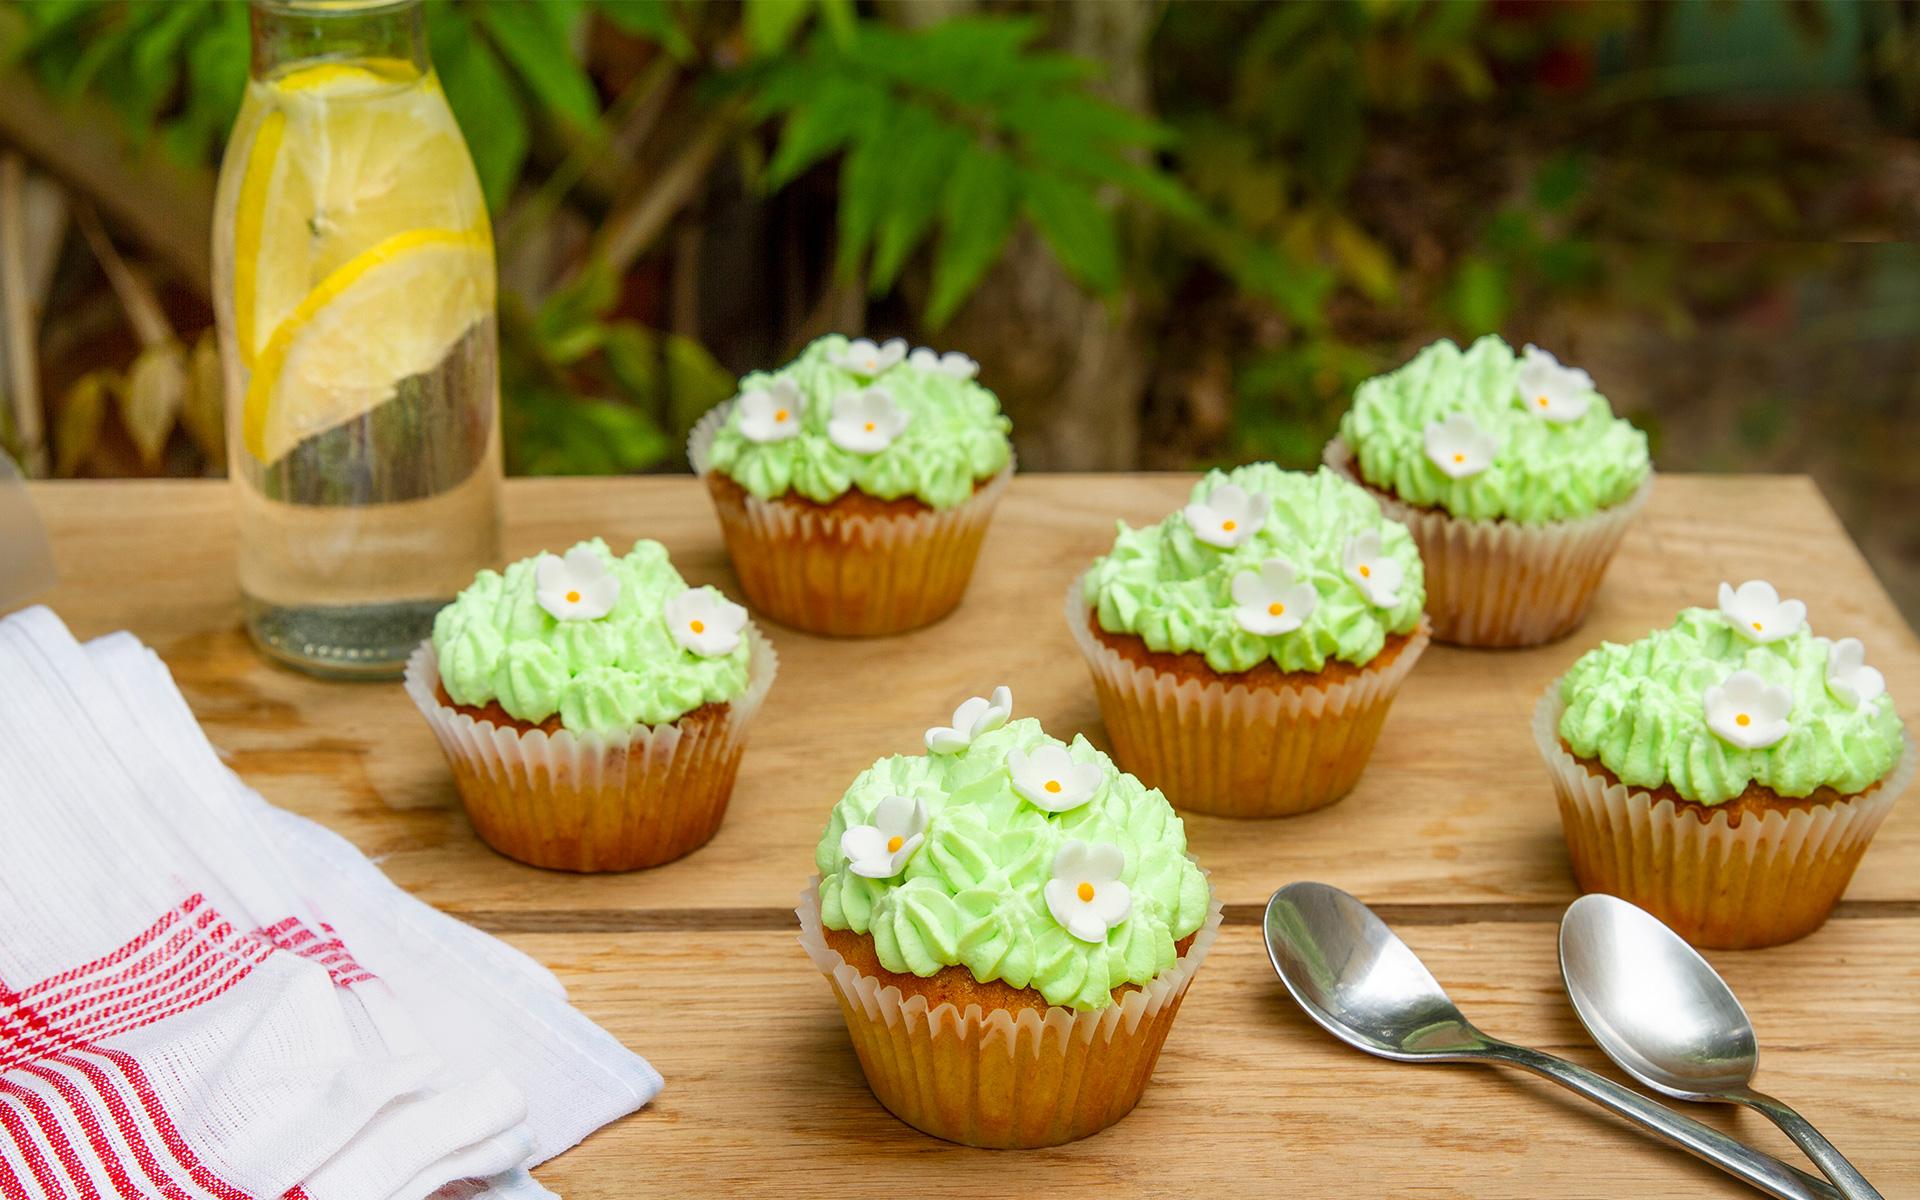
[868,106,966,291]
[475,1,602,131]
[432,6,529,211]
[536,262,621,362]
[1019,169,1120,294]
[596,0,693,60]
[744,0,815,57]
[926,147,1018,328]
[831,109,894,282]
[1446,254,1509,335]
[663,333,735,438]
[763,74,884,190]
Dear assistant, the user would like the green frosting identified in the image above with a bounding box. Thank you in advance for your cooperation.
[814,718,1211,1011]
[702,334,1012,509]
[1340,335,1650,523]
[1082,463,1426,674]
[432,538,750,731]
[1558,609,1904,805]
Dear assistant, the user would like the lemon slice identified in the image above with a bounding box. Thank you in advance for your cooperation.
[228,59,485,366]
[242,228,493,464]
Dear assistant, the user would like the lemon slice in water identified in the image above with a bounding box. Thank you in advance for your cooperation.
[243,228,493,464]
[228,56,492,462]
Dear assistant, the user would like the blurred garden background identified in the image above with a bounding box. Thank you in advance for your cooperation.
[0,0,1915,619]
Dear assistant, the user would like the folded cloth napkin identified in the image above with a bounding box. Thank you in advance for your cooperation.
[0,607,661,1199]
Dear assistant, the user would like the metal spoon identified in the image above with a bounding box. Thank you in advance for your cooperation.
[1559,893,1882,1200]
[1263,882,1838,1200]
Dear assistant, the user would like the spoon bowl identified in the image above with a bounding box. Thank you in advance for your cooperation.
[1560,893,1882,1200]
[1263,880,1489,1060]
[1559,892,1759,1098]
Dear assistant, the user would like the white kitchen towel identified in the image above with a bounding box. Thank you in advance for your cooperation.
[0,606,661,1199]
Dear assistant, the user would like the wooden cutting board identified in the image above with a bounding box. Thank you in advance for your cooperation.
[25,474,1920,1196]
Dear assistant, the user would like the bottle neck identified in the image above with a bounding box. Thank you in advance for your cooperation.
[249,0,426,82]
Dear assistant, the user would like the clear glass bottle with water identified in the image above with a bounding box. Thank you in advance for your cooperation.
[212,0,500,677]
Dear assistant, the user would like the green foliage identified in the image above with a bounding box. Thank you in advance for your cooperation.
[752,16,1233,327]
[503,263,732,477]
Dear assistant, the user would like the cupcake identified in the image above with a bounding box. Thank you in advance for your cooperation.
[404,538,777,872]
[1326,335,1651,647]
[1068,463,1431,818]
[1537,580,1911,949]
[797,687,1219,1148]
[688,335,1013,636]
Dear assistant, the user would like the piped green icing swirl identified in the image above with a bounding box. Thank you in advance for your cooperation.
[432,538,750,731]
[1557,608,1903,805]
[815,718,1210,1011]
[1082,463,1425,674]
[702,334,1012,509]
[1340,335,1650,523]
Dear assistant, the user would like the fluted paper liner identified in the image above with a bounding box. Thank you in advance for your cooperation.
[797,875,1221,1148]
[403,627,777,872]
[1534,687,1912,949]
[688,399,1010,636]
[1324,437,1648,648]
[1066,575,1430,818]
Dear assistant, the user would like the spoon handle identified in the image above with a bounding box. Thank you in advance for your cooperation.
[1483,1042,1840,1200]
[1731,1089,1883,1200]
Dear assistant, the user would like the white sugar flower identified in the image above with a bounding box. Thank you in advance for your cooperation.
[1231,558,1318,636]
[1007,744,1104,814]
[1515,344,1594,423]
[831,337,907,377]
[1704,669,1792,751]
[908,347,979,380]
[1825,637,1886,709]
[1342,530,1405,607]
[535,547,619,622]
[1423,412,1500,479]
[664,588,748,657]
[735,378,802,443]
[1182,483,1268,548]
[925,685,1013,754]
[841,795,929,879]
[827,388,909,454]
[1717,580,1806,644]
[1044,841,1131,944]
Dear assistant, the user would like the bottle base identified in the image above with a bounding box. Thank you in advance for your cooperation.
[244,596,443,680]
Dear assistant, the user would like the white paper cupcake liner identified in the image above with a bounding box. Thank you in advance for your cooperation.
[1533,686,1912,949]
[689,399,1011,636]
[797,873,1222,1148]
[402,626,778,871]
[1066,574,1430,818]
[1325,437,1649,648]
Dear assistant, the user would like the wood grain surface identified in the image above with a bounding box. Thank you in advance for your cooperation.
[20,474,1920,1196]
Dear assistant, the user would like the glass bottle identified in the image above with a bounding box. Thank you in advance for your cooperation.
[211,0,501,678]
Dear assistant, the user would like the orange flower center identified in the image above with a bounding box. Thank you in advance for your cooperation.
[1736,713,1751,727]
[1076,882,1096,903]
[565,590,580,604]
[1453,452,1465,464]
[1221,519,1237,532]
[864,421,876,433]
[1536,395,1550,408]
[886,835,904,853]
[1267,601,1285,617]
[1044,779,1062,794]
[774,408,789,422]
[690,619,705,634]
[1752,621,1763,632]
[1359,564,1371,578]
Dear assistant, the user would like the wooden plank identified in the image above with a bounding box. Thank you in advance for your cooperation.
[517,921,1920,1196]
[22,475,1920,914]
